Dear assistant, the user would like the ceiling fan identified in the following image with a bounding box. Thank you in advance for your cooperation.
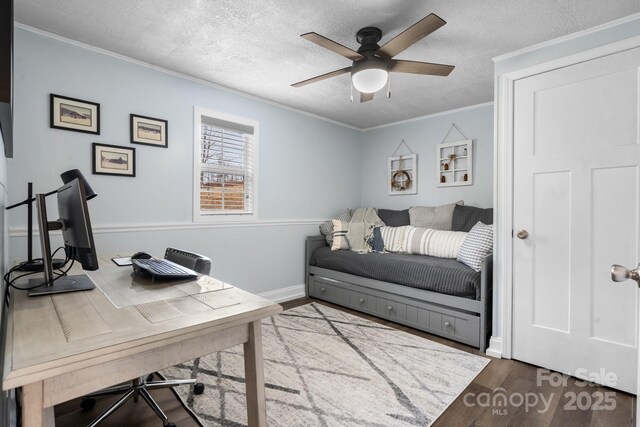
[291,13,455,103]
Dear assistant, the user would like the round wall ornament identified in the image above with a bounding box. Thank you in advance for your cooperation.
[391,169,412,191]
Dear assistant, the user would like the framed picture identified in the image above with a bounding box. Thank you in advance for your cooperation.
[50,94,100,134]
[92,143,136,177]
[388,154,417,195]
[437,140,473,187]
[130,114,168,147]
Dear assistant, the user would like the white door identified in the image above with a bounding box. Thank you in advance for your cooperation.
[512,46,640,393]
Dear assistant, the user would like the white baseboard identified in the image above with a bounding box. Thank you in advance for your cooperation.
[486,336,503,358]
[258,284,306,303]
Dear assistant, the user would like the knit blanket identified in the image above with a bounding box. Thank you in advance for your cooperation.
[347,207,384,253]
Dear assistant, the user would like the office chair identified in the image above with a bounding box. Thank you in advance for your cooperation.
[81,248,212,427]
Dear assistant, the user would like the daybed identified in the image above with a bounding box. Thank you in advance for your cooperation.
[305,205,493,352]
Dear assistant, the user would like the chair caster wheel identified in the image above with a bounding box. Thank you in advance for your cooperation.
[146,373,155,381]
[194,382,205,395]
[166,423,176,427]
[80,397,96,410]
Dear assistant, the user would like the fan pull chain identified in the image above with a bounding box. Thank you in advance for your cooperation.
[387,75,391,99]
[350,84,354,103]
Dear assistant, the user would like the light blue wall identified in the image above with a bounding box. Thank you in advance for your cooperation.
[8,28,362,295]
[359,104,494,209]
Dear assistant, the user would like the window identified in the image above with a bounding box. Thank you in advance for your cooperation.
[194,107,258,221]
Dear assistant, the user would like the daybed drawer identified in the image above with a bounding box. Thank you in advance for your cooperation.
[417,309,479,346]
[350,292,374,311]
[309,276,348,304]
[374,298,408,322]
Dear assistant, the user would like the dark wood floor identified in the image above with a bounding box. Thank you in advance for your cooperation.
[56,297,635,427]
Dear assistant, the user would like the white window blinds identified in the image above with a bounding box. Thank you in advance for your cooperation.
[199,119,255,215]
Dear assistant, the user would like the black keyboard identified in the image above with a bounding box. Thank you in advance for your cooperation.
[131,258,199,281]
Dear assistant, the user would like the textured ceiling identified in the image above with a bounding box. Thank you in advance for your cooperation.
[15,0,640,129]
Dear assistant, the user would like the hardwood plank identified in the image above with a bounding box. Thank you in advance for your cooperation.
[51,292,112,341]
[134,300,184,323]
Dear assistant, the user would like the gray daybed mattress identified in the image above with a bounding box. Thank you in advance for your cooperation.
[309,246,481,300]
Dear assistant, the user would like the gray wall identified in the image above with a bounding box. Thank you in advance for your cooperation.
[359,104,494,209]
[8,28,362,295]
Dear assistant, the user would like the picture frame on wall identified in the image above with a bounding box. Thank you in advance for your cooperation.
[388,153,417,195]
[130,114,168,147]
[92,143,136,177]
[50,94,100,134]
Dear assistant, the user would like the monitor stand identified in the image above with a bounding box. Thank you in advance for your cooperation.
[16,258,66,272]
[27,274,95,297]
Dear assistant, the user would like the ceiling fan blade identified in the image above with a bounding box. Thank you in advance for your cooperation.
[291,67,352,88]
[377,14,446,59]
[301,32,365,61]
[360,92,374,103]
[389,60,454,76]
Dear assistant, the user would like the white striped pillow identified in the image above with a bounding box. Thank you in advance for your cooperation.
[380,226,413,253]
[403,228,468,258]
[331,219,350,251]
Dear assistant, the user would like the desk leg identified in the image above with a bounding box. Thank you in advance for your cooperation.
[244,320,267,427]
[22,382,55,427]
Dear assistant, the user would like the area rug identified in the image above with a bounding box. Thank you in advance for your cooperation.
[161,303,489,426]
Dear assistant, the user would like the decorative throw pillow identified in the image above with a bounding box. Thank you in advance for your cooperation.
[409,201,464,230]
[380,226,414,253]
[369,226,385,252]
[319,208,352,245]
[451,205,493,232]
[457,222,493,271]
[403,227,468,258]
[377,209,410,227]
[330,219,350,251]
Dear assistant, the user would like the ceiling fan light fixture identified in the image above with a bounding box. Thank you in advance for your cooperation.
[351,59,388,94]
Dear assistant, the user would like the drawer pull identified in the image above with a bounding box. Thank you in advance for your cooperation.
[320,287,326,293]
[359,298,365,303]
[387,305,393,311]
[444,321,451,327]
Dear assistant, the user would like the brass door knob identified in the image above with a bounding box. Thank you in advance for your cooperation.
[517,230,529,240]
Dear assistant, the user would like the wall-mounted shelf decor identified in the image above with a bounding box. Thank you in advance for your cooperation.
[437,139,472,187]
[388,140,417,195]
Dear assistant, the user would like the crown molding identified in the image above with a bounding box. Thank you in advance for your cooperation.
[493,12,640,63]
[14,22,361,132]
[361,102,494,132]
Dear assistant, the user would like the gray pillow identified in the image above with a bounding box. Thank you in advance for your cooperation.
[408,201,463,230]
[377,209,410,227]
[451,205,493,232]
[319,208,352,245]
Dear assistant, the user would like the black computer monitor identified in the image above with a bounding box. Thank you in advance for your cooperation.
[28,177,99,296]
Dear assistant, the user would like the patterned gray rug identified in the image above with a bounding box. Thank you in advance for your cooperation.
[161,303,489,426]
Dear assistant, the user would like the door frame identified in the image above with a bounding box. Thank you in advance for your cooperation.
[493,34,640,359]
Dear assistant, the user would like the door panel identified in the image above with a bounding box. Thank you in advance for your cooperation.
[591,166,638,347]
[532,171,571,332]
[513,46,640,393]
[533,67,638,155]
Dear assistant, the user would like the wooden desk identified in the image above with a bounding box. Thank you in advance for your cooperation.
[2,257,282,427]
